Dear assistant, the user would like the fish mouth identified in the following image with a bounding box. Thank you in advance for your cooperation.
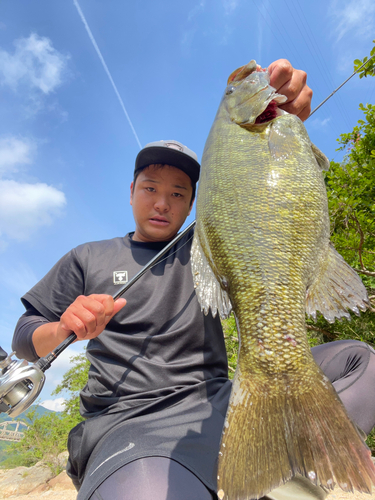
[239,91,285,126]
[255,99,282,124]
[226,61,287,125]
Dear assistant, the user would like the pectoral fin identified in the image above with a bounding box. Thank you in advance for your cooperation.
[311,143,330,171]
[268,120,302,161]
[306,243,369,323]
[191,230,232,319]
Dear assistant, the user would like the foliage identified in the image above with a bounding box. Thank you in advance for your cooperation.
[3,352,90,472]
[367,428,375,455]
[0,441,12,464]
[52,351,90,422]
[314,102,375,331]
[1,409,73,474]
[222,315,239,379]
[354,40,375,78]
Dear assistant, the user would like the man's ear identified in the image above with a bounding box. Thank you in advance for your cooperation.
[130,181,134,205]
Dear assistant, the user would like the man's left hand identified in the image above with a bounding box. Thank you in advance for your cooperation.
[268,59,312,121]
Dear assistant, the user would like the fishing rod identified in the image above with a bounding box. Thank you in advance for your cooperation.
[309,54,375,118]
[0,220,196,417]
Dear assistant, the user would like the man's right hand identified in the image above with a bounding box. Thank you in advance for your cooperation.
[32,295,126,357]
[57,295,127,342]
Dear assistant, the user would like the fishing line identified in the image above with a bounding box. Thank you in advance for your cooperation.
[309,54,375,117]
[252,0,305,71]
[283,0,352,130]
[292,0,351,126]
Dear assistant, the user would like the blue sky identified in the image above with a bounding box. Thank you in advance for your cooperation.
[0,0,374,411]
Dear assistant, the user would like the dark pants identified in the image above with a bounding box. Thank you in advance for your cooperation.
[89,340,375,500]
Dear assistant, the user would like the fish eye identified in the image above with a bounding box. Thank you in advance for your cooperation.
[226,86,235,95]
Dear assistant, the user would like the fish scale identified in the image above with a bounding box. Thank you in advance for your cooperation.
[191,60,375,499]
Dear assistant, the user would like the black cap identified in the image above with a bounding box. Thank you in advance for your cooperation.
[135,140,200,183]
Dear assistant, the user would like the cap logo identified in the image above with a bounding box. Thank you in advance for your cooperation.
[165,142,183,151]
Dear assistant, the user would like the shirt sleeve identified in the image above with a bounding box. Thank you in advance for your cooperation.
[12,247,86,361]
[21,247,86,322]
[12,307,50,362]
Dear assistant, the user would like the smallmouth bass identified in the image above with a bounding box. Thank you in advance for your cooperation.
[191,61,375,500]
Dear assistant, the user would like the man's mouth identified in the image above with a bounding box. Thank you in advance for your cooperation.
[149,216,170,226]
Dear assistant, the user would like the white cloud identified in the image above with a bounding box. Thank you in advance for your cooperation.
[0,180,66,240]
[40,397,66,412]
[0,136,35,175]
[0,33,69,94]
[330,0,375,41]
[309,117,332,129]
[0,135,66,243]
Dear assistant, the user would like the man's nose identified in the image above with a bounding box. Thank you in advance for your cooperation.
[154,196,169,212]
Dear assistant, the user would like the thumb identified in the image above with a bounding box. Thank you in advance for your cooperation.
[107,298,127,321]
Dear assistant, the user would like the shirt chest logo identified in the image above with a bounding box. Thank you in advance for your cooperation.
[113,271,128,285]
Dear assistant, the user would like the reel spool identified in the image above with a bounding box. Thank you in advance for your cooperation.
[0,347,45,417]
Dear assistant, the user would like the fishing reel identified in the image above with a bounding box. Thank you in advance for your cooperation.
[0,346,46,417]
[0,332,77,418]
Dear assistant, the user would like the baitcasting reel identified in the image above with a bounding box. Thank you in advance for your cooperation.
[0,328,79,417]
[0,347,46,417]
[0,221,196,418]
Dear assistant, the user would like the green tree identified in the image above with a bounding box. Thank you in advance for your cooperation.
[354,40,375,78]
[52,351,90,423]
[307,103,375,342]
[222,315,239,379]
[2,409,76,473]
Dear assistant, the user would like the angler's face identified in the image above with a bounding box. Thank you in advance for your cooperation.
[130,165,193,243]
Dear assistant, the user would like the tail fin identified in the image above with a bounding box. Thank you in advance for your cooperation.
[217,367,375,500]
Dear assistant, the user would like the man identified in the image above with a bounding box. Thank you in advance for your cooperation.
[12,60,375,500]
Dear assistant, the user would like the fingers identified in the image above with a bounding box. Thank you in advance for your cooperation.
[268,59,313,121]
[280,85,313,122]
[113,298,127,316]
[58,295,127,341]
[268,59,295,92]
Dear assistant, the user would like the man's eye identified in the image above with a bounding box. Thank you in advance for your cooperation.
[146,187,155,192]
[172,192,183,197]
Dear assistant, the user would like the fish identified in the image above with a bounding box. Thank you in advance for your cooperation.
[191,60,375,500]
